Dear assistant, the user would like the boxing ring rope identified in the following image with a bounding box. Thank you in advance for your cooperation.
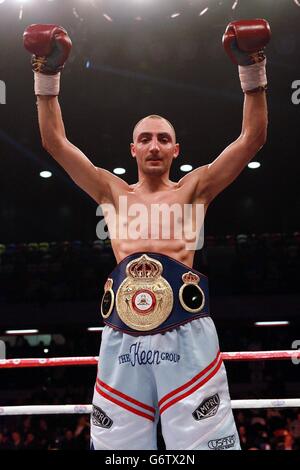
[1,399,300,416]
[1,350,299,416]
[0,350,299,369]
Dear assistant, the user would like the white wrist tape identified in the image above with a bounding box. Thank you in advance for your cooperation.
[34,72,61,96]
[238,58,267,93]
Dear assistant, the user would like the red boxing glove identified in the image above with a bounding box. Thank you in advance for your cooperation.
[222,19,271,66]
[23,24,72,75]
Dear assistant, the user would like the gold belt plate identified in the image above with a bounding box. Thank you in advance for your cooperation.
[116,254,173,331]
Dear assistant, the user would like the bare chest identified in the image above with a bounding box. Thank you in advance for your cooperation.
[102,189,203,244]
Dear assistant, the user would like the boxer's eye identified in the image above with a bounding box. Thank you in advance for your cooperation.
[159,135,171,143]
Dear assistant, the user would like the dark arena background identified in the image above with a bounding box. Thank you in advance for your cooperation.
[0,0,300,454]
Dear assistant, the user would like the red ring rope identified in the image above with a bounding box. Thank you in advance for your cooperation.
[0,350,299,369]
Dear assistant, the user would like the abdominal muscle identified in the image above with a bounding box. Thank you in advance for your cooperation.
[103,183,206,268]
[110,237,196,267]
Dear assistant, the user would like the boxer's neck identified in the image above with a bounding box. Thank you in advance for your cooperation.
[136,173,174,193]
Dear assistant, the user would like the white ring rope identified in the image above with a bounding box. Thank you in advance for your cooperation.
[0,399,300,416]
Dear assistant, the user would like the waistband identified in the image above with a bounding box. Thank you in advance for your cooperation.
[100,252,210,336]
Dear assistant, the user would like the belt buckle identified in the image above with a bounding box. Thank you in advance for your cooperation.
[116,254,173,331]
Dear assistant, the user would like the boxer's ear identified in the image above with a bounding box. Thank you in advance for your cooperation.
[130,143,136,158]
[173,143,180,159]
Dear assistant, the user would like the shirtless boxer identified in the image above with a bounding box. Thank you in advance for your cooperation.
[23,19,270,450]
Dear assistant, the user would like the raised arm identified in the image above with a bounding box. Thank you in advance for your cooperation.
[36,95,114,204]
[187,19,270,204]
[24,24,121,204]
[205,86,267,200]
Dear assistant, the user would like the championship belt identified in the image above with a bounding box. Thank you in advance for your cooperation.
[116,254,173,331]
[100,252,210,336]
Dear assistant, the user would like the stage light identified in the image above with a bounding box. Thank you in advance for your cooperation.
[40,171,52,178]
[5,329,39,335]
[254,321,290,327]
[103,13,113,22]
[87,327,104,332]
[113,167,126,175]
[248,161,261,169]
[180,164,193,172]
[199,7,208,16]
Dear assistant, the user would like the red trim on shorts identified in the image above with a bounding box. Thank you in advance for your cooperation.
[158,350,221,407]
[95,383,155,422]
[159,353,223,414]
[96,378,155,413]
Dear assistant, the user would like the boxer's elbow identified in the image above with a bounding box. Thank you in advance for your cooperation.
[42,136,65,155]
[41,137,49,151]
[243,127,267,153]
[257,124,268,146]
[42,138,54,155]
[253,129,267,151]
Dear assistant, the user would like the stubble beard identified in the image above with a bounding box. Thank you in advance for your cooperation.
[143,165,166,176]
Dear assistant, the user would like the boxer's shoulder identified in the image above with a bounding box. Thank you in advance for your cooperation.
[178,164,210,201]
[96,167,131,204]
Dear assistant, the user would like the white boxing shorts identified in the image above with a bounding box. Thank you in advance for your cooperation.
[90,317,240,450]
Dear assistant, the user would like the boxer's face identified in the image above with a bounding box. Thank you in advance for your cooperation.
[131,118,179,177]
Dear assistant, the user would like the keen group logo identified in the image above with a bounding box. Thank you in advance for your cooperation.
[208,434,236,450]
[0,81,6,104]
[92,404,113,429]
[193,393,220,421]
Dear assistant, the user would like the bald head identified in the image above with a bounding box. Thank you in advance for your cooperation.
[132,115,176,143]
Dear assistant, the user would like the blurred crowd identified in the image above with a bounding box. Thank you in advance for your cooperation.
[235,409,300,450]
[0,231,299,303]
[0,415,90,450]
[0,409,300,450]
